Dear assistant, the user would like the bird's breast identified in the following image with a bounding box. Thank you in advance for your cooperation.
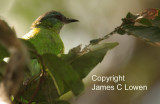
[23,28,64,55]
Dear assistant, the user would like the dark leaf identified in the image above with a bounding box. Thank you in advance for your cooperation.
[0,61,7,81]
[61,45,82,63]
[119,8,160,44]
[66,43,118,79]
[56,100,70,104]
[117,28,126,35]
[42,54,84,96]
[149,10,160,27]
[20,39,37,59]
[17,76,59,103]
[0,45,9,61]
[123,25,160,42]
[138,18,152,26]
[139,8,159,20]
[126,12,138,19]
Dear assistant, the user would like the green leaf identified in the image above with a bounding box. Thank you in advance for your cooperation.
[123,25,160,42]
[119,9,160,43]
[124,9,160,27]
[42,54,84,96]
[121,12,138,25]
[117,28,126,35]
[64,43,118,79]
[0,61,7,81]
[20,39,37,59]
[138,18,152,26]
[38,103,49,104]
[38,77,59,103]
[17,76,59,103]
[56,100,70,104]
[136,10,160,27]
[149,11,160,27]
[28,59,41,76]
[20,39,37,51]
[20,39,40,81]
[61,45,82,63]
[0,45,9,61]
[126,12,138,19]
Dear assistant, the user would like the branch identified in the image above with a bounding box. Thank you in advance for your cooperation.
[0,19,29,104]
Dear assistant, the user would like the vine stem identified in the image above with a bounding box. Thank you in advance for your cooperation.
[26,25,122,104]
[28,75,44,104]
[81,26,121,53]
[28,51,46,104]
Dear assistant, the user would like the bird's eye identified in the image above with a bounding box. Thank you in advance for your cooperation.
[54,15,64,21]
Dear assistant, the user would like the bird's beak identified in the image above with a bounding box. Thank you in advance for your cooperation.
[65,18,79,24]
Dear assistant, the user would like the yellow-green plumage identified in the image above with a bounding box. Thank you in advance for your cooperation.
[22,10,78,75]
[23,27,64,55]
[23,11,78,55]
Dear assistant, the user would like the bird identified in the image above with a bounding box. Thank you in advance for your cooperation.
[22,10,78,55]
[22,11,78,75]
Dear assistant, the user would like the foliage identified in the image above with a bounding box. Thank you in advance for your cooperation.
[11,40,117,104]
[118,8,160,44]
[0,33,117,104]
[1,8,160,104]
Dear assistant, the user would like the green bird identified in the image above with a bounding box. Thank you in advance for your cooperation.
[22,11,78,75]
[22,10,78,55]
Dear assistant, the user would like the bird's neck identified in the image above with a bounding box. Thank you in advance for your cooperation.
[22,26,61,40]
[34,21,64,34]
[40,26,61,35]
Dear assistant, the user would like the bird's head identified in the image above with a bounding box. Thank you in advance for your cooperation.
[31,11,78,31]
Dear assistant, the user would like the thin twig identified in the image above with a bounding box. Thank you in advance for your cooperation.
[28,51,46,104]
[81,26,120,53]
[28,75,44,104]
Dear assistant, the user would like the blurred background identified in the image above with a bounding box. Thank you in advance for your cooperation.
[1,0,160,104]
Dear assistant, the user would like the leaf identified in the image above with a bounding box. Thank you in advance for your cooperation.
[123,25,160,42]
[122,9,160,27]
[38,77,59,103]
[126,12,138,20]
[61,45,82,63]
[149,10,160,27]
[0,61,7,81]
[38,103,49,104]
[56,100,70,104]
[63,43,118,79]
[138,18,152,26]
[118,9,160,43]
[20,39,40,81]
[28,59,41,76]
[117,27,126,35]
[17,76,59,103]
[0,45,9,61]
[139,8,159,20]
[121,12,138,25]
[42,54,84,96]
[136,9,160,27]
[20,39,37,59]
